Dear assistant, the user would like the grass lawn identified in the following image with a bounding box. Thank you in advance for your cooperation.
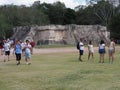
[0,49,120,90]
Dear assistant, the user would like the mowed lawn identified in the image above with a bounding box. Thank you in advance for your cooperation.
[0,48,120,90]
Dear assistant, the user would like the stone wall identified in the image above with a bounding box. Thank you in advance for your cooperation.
[11,25,110,45]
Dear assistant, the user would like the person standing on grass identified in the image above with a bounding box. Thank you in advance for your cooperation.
[0,40,4,55]
[20,40,26,56]
[30,40,35,55]
[3,40,11,62]
[25,40,32,65]
[88,40,94,60]
[98,40,106,63]
[13,40,22,65]
[0,41,2,55]
[108,38,115,63]
[79,38,84,62]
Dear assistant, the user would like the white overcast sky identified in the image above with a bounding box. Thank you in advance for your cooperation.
[0,0,86,9]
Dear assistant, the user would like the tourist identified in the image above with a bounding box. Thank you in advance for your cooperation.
[98,40,106,63]
[88,40,94,60]
[0,40,4,55]
[13,40,22,65]
[30,40,35,54]
[20,40,26,56]
[3,40,11,62]
[25,40,32,65]
[78,38,84,62]
[108,38,115,63]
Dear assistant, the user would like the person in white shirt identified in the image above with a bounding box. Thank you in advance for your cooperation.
[88,40,94,60]
[25,40,32,65]
[4,40,11,62]
[20,40,26,56]
[79,38,84,62]
[98,40,106,63]
[108,38,115,63]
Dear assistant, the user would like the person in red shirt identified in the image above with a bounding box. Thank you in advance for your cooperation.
[30,40,35,54]
[0,40,5,55]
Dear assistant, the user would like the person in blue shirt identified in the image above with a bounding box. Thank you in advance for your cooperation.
[13,40,22,65]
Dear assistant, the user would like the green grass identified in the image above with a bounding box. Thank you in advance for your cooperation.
[0,49,120,90]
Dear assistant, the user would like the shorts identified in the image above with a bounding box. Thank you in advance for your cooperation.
[89,50,94,54]
[25,52,31,59]
[99,49,105,54]
[5,51,10,56]
[79,50,84,55]
[108,48,114,54]
[15,53,21,61]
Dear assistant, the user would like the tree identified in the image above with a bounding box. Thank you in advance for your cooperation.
[92,0,114,30]
[0,5,19,26]
[63,8,76,24]
[0,14,11,39]
[50,1,66,24]
[38,1,66,24]
[75,5,101,25]
[109,13,120,39]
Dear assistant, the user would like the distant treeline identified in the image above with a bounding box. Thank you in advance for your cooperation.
[0,0,120,39]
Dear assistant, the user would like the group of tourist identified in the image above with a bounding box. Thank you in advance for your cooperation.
[0,39,35,65]
[0,37,116,65]
[78,38,115,63]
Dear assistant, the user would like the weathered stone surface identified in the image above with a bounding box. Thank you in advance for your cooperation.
[11,24,110,45]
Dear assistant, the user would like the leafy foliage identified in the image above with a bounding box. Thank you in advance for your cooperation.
[76,6,101,25]
[109,14,120,39]
[63,8,76,24]
[0,13,12,39]
[93,1,114,29]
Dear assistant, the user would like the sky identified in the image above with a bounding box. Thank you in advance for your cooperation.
[0,0,86,9]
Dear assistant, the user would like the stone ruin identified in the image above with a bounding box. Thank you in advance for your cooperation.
[11,24,110,45]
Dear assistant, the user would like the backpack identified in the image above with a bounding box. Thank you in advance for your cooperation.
[77,42,79,50]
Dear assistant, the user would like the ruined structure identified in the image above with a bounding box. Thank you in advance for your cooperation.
[12,25,110,45]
